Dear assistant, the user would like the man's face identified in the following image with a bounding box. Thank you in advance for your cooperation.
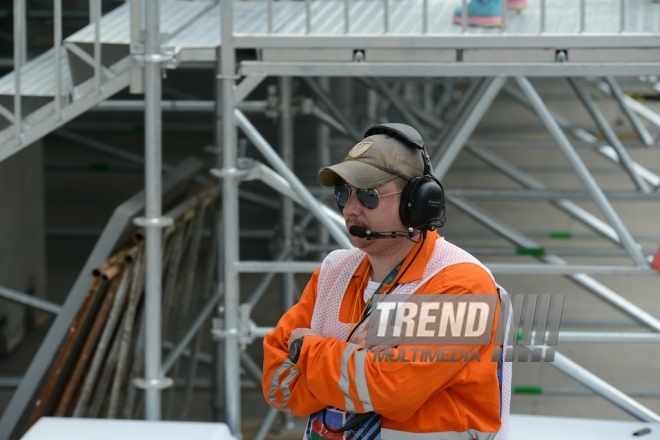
[341,180,408,253]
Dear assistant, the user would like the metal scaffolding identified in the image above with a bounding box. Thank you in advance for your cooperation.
[1,0,660,439]
[213,0,660,437]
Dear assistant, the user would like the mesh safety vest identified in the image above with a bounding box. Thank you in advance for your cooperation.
[311,237,512,440]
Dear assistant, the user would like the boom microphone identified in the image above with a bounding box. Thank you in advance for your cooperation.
[349,226,369,238]
[349,226,415,241]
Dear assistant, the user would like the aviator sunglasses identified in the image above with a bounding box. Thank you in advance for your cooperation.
[334,183,402,210]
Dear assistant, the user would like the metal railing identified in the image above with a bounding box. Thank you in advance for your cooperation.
[7,0,108,148]
[255,0,653,36]
[13,0,23,145]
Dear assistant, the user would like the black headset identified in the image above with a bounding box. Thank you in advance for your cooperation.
[363,123,446,231]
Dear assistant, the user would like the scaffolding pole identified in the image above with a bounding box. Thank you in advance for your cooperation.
[515,77,649,268]
[279,77,296,313]
[220,0,241,435]
[448,196,660,333]
[278,75,297,433]
[129,0,175,421]
[0,285,62,315]
[235,110,352,249]
[317,77,331,261]
[467,146,622,245]
[567,77,650,193]
[548,351,660,423]
[603,76,655,146]
[432,77,507,180]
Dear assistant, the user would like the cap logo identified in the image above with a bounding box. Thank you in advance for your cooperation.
[349,141,373,158]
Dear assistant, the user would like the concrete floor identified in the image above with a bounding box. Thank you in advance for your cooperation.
[0,76,659,439]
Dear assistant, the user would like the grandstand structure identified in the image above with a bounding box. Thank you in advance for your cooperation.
[0,0,659,438]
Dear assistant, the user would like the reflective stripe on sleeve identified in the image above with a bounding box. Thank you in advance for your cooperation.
[279,364,300,413]
[269,359,296,410]
[354,350,374,412]
[339,343,360,412]
[381,428,497,440]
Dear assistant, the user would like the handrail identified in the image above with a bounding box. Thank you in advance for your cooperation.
[500,0,507,32]
[90,0,102,93]
[8,0,106,142]
[13,0,23,145]
[305,0,311,33]
[54,0,62,121]
[421,0,427,34]
[540,0,545,32]
[247,0,656,36]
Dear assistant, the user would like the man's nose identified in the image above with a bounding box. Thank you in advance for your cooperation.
[342,190,362,216]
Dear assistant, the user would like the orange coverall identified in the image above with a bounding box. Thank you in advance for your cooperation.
[263,231,502,436]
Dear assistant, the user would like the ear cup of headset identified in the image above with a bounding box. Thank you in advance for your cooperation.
[399,177,445,229]
[399,177,421,228]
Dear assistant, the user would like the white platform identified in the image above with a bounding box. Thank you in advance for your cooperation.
[21,415,659,440]
[509,414,660,440]
[21,418,237,440]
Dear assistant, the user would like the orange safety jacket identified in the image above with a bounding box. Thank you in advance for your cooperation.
[263,231,510,439]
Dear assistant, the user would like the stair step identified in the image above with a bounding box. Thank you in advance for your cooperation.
[0,0,216,100]
[65,0,214,45]
[0,0,216,157]
[172,2,306,62]
[0,49,71,98]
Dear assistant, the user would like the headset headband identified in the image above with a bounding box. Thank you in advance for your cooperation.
[364,123,433,178]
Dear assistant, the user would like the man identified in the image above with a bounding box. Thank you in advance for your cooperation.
[263,123,510,439]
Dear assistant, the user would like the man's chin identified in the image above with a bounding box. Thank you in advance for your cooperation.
[348,235,369,249]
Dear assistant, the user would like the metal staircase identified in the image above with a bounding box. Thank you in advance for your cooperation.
[0,0,214,163]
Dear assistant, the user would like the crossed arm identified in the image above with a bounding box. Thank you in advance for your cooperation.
[262,266,500,421]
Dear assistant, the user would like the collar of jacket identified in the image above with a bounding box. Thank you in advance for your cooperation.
[351,230,441,286]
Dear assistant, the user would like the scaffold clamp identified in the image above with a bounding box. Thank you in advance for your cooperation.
[555,50,568,63]
[210,167,250,180]
[133,216,174,228]
[133,376,174,390]
[131,45,180,70]
[211,322,238,340]
[211,306,259,350]
[204,145,221,154]
[216,73,242,80]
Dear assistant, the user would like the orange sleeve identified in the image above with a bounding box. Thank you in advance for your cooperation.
[294,262,500,422]
[262,269,327,416]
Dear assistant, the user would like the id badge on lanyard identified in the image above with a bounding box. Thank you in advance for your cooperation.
[304,408,381,440]
[304,263,402,440]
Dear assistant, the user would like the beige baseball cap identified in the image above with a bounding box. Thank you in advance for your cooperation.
[318,133,425,188]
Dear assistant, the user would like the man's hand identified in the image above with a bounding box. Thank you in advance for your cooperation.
[287,328,320,349]
[351,326,402,353]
